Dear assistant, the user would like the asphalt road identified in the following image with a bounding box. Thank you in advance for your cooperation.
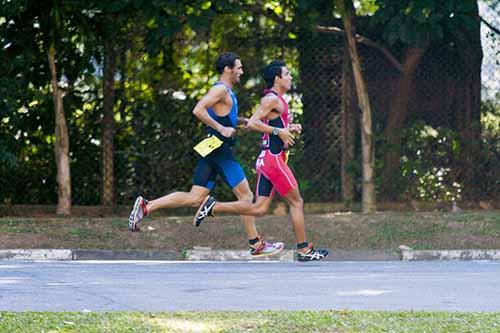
[1,260,499,312]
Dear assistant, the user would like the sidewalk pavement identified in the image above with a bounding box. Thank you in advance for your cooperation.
[1,247,500,261]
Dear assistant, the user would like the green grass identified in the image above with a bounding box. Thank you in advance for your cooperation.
[1,219,38,234]
[1,211,499,251]
[366,217,450,249]
[0,311,499,333]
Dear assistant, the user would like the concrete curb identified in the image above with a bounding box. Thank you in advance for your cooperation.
[1,248,500,261]
[323,250,400,261]
[400,249,500,261]
[186,248,294,261]
[0,249,182,261]
[0,248,399,262]
[0,249,73,260]
[72,249,182,261]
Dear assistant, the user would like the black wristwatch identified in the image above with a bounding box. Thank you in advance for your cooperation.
[272,128,280,136]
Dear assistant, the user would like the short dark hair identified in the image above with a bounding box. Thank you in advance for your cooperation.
[215,52,240,74]
[263,60,286,89]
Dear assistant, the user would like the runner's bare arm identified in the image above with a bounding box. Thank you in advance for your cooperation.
[248,96,294,146]
[237,117,249,127]
[247,96,279,133]
[192,86,236,138]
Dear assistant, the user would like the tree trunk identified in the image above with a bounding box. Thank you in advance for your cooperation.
[381,47,425,199]
[102,38,117,206]
[341,45,356,204]
[452,2,483,200]
[47,45,71,215]
[337,0,376,213]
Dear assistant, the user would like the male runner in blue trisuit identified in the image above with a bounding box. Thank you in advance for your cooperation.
[128,52,284,257]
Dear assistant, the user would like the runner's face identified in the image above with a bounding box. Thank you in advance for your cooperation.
[230,59,243,84]
[279,67,292,91]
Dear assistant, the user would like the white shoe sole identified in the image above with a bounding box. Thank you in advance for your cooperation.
[128,196,143,231]
[251,243,285,258]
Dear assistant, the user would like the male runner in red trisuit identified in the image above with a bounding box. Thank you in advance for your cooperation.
[194,60,328,261]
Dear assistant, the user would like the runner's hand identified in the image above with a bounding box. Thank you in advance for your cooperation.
[219,126,236,138]
[241,118,250,130]
[278,128,295,146]
[289,123,302,134]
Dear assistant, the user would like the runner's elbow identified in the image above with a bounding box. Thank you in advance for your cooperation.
[192,105,205,118]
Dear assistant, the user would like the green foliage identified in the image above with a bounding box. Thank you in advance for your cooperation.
[354,0,379,16]
[371,0,478,46]
[481,95,500,135]
[391,97,500,203]
[0,0,495,205]
[400,122,463,202]
[478,96,500,198]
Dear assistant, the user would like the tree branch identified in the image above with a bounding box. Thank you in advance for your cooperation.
[480,15,500,36]
[316,24,404,73]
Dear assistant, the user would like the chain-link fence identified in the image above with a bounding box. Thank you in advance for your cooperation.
[1,6,499,208]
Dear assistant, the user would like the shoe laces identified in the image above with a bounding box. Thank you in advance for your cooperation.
[198,205,212,219]
[250,236,266,251]
[299,243,314,255]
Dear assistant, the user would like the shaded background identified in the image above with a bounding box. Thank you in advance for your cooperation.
[0,0,498,208]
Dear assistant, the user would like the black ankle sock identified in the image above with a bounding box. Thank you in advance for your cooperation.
[249,237,260,245]
[297,241,309,249]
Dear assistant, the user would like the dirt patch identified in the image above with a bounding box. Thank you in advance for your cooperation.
[0,233,52,248]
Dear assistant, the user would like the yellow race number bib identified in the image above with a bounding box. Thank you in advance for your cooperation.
[193,135,224,157]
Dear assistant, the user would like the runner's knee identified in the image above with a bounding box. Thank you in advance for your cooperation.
[288,194,303,209]
[237,191,254,203]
